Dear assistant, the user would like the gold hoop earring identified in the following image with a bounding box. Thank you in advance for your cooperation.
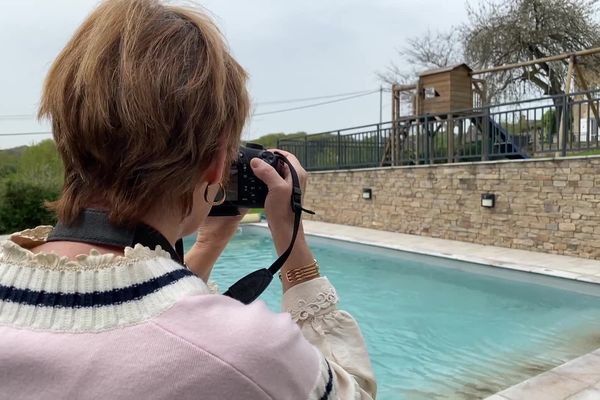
[204,183,226,206]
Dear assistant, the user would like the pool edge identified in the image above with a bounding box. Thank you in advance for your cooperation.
[248,222,600,286]
[484,349,600,400]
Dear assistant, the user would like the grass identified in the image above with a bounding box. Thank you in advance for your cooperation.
[570,149,600,156]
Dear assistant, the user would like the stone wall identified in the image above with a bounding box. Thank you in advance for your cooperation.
[303,156,600,259]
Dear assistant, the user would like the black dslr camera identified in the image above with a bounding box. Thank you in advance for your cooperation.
[209,143,283,216]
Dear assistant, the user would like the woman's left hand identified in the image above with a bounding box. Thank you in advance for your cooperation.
[184,210,248,282]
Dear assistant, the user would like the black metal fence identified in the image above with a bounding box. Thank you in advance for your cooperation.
[278,89,600,171]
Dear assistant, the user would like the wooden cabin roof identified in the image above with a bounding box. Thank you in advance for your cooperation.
[419,63,472,77]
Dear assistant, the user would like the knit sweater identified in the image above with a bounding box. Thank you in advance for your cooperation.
[0,226,376,400]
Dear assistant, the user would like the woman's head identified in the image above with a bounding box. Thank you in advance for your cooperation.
[39,0,249,226]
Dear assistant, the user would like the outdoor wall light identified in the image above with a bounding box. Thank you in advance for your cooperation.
[481,193,496,208]
[362,188,372,200]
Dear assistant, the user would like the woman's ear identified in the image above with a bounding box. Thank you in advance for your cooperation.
[205,143,228,185]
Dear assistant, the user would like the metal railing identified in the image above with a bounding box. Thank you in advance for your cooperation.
[278,89,600,171]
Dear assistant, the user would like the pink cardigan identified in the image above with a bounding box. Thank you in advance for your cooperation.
[0,226,376,399]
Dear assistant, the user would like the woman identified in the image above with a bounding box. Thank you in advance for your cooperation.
[0,1,376,399]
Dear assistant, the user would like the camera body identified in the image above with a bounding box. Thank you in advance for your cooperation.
[213,143,283,214]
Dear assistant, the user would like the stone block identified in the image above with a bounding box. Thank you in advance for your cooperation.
[558,223,577,232]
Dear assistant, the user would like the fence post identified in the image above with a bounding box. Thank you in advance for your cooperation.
[561,94,569,157]
[426,116,434,165]
[376,123,381,167]
[399,123,404,165]
[447,114,454,163]
[482,108,490,161]
[303,135,308,167]
[415,118,420,165]
[337,130,341,169]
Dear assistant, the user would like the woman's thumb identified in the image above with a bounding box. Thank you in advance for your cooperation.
[250,158,283,187]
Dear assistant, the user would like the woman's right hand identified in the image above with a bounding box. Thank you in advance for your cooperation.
[249,150,306,247]
[250,150,316,290]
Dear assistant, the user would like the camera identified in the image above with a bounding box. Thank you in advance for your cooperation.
[209,143,283,216]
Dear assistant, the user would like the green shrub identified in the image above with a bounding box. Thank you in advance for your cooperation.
[542,110,557,144]
[0,179,60,234]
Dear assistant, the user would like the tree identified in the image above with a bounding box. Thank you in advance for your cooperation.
[542,109,558,143]
[0,140,63,233]
[0,179,59,233]
[378,30,463,85]
[0,146,25,179]
[465,0,600,101]
[381,0,600,103]
[16,139,63,187]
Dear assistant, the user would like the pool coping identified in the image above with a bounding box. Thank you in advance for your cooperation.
[485,349,600,400]
[250,220,600,400]
[252,221,600,285]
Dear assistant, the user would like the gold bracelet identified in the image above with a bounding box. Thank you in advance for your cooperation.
[279,259,320,284]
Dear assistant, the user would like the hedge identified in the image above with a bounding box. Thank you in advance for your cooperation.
[0,179,59,234]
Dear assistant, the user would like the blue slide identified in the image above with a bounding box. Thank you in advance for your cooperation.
[472,117,528,159]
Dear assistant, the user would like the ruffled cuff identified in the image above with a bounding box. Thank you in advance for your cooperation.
[282,277,338,322]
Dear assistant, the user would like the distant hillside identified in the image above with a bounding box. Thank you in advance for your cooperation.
[0,145,27,178]
[0,146,27,156]
[250,131,307,149]
[0,140,62,183]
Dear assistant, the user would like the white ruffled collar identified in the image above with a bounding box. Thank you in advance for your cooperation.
[0,226,210,332]
[2,225,174,271]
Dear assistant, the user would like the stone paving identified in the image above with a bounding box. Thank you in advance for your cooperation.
[299,220,600,285]
[485,349,600,400]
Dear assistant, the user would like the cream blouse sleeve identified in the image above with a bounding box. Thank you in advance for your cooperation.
[282,277,377,399]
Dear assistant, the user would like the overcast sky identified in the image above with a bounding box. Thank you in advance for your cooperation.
[0,0,468,149]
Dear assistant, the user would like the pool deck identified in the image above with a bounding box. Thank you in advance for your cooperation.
[292,220,600,400]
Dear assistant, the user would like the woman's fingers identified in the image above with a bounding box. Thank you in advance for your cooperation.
[250,158,288,192]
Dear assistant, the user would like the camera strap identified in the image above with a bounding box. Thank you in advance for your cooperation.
[47,209,187,266]
[222,152,314,304]
[46,153,313,306]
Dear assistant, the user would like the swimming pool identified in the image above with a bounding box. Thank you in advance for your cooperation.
[183,226,600,400]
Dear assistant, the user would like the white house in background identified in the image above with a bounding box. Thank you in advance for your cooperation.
[572,101,599,143]
[571,66,600,143]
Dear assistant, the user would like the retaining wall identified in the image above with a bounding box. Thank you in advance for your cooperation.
[303,156,600,259]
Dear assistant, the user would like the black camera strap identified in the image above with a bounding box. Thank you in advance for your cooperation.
[47,209,187,265]
[46,153,312,305]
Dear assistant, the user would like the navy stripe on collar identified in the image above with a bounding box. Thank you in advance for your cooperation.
[0,268,195,308]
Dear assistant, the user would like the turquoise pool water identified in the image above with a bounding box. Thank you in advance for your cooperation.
[184,226,600,400]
